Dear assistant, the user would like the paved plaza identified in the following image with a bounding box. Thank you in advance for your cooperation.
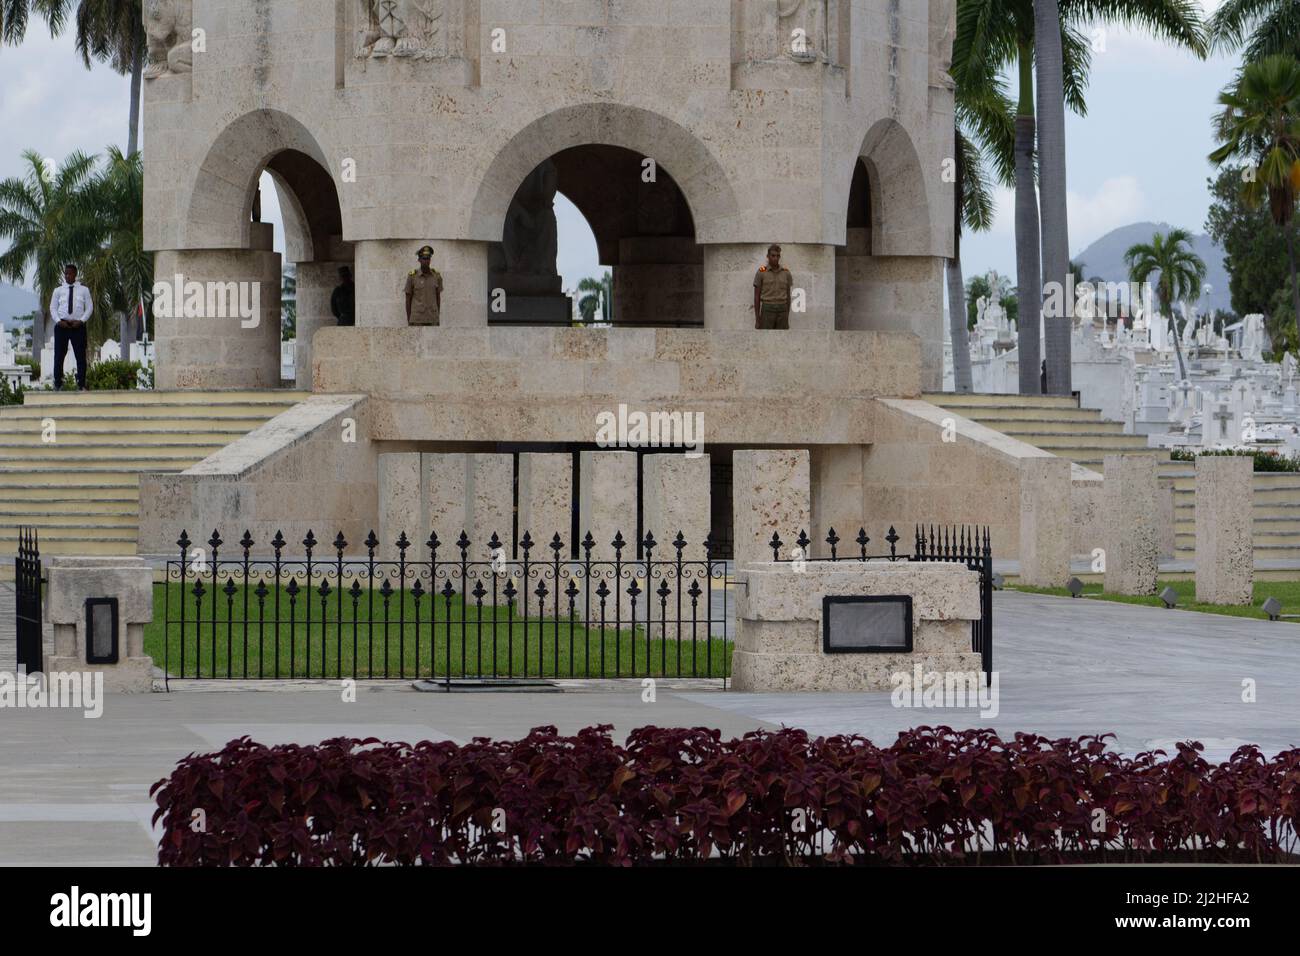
[1,591,1298,865]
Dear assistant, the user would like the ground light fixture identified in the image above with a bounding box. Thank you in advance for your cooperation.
[1067,577,1084,598]
[1160,586,1179,609]
[992,573,1006,590]
[1262,596,1282,621]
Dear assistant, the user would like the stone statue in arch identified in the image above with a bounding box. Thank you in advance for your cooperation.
[143,0,193,79]
[357,0,446,60]
[499,160,560,279]
[779,0,832,64]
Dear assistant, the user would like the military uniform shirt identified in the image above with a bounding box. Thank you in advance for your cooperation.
[754,266,793,304]
[405,269,443,325]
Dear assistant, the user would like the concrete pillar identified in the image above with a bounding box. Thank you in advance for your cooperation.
[378,453,422,561]
[642,453,712,560]
[702,242,835,331]
[45,556,155,692]
[354,238,489,329]
[293,261,349,389]
[1195,456,1254,605]
[153,226,282,389]
[733,449,811,565]
[1103,454,1159,595]
[518,452,573,551]
[835,250,944,391]
[1018,457,1072,588]
[611,237,704,327]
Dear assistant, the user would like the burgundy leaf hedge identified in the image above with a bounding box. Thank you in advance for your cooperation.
[151,725,1300,866]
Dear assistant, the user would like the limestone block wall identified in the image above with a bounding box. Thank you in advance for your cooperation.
[732,561,982,693]
[313,327,921,445]
[836,250,944,391]
[1195,456,1253,605]
[136,395,376,557]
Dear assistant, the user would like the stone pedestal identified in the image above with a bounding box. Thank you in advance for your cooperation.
[733,449,811,564]
[422,452,469,546]
[518,453,573,550]
[45,556,155,693]
[578,451,640,621]
[1103,454,1159,595]
[702,243,835,331]
[153,225,283,389]
[1018,457,1072,588]
[732,562,983,692]
[378,452,422,561]
[642,453,712,560]
[468,453,514,560]
[1195,456,1253,605]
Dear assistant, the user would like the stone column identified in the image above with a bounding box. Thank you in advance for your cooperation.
[810,445,865,559]
[378,453,422,561]
[836,251,945,390]
[1018,457,1072,588]
[354,238,489,330]
[642,453,712,560]
[1195,455,1253,605]
[733,449,811,564]
[422,452,469,546]
[1103,454,1159,595]
[578,451,640,621]
[703,243,835,331]
[518,452,573,551]
[468,453,514,560]
[45,556,155,693]
[293,261,348,389]
[153,227,282,389]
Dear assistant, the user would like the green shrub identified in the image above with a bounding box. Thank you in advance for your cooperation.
[0,377,24,406]
[1170,447,1300,472]
[85,359,144,391]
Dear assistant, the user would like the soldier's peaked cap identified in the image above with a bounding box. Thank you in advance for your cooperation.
[417,245,434,258]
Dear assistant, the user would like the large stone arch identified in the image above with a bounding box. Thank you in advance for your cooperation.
[181,109,338,251]
[466,103,741,245]
[844,118,934,257]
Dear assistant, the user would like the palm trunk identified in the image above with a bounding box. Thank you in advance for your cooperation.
[127,39,144,157]
[1165,291,1188,381]
[32,301,48,364]
[948,257,973,392]
[1035,0,1071,396]
[1014,47,1042,395]
[1288,228,1300,348]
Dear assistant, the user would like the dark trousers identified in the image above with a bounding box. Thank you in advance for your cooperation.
[54,323,87,389]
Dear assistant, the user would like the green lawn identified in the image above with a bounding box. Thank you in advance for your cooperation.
[145,582,732,680]
[1010,579,1300,622]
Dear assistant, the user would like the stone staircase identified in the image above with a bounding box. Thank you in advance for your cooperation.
[1171,470,1300,564]
[0,390,306,557]
[920,392,1178,478]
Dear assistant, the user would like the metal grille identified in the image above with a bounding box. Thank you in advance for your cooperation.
[15,526,43,675]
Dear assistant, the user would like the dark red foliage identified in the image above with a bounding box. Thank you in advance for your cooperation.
[150,726,1300,866]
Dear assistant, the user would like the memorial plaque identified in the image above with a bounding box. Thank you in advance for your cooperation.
[85,597,120,665]
[822,596,912,653]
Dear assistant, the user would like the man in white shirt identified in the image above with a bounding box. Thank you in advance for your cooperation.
[49,263,92,390]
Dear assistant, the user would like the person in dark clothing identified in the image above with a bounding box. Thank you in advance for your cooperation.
[1040,359,1048,394]
[331,266,356,327]
[50,263,91,390]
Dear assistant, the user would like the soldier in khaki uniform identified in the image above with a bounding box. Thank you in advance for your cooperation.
[753,244,793,329]
[405,245,443,325]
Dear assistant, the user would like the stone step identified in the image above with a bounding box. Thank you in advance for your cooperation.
[19,389,308,408]
[0,511,138,529]
[1174,503,1300,520]
[0,530,136,556]
[942,407,1106,424]
[0,446,220,463]
[0,469,144,486]
[921,392,1082,409]
[0,425,258,442]
[973,418,1125,435]
[0,499,138,516]
[1002,433,1154,450]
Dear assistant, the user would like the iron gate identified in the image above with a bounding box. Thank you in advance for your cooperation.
[15,526,43,675]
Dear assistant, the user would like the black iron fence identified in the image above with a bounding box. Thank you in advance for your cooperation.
[771,525,993,681]
[162,529,732,687]
[15,526,43,675]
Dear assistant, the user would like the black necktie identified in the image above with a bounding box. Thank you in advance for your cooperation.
[66,284,74,318]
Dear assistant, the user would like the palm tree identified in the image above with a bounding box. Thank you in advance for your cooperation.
[33,1,146,154]
[0,149,101,359]
[1035,0,1070,395]
[1124,228,1207,381]
[1208,0,1300,61]
[1210,54,1300,346]
[79,146,149,344]
[577,271,612,325]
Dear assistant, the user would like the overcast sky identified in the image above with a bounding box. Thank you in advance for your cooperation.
[0,2,1237,293]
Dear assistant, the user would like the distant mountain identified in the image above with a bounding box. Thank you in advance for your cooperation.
[0,282,39,329]
[1073,222,1232,316]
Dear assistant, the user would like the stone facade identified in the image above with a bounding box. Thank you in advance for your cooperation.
[144,1,955,389]
[1103,454,1159,596]
[642,453,712,561]
[1195,456,1254,605]
[733,449,811,565]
